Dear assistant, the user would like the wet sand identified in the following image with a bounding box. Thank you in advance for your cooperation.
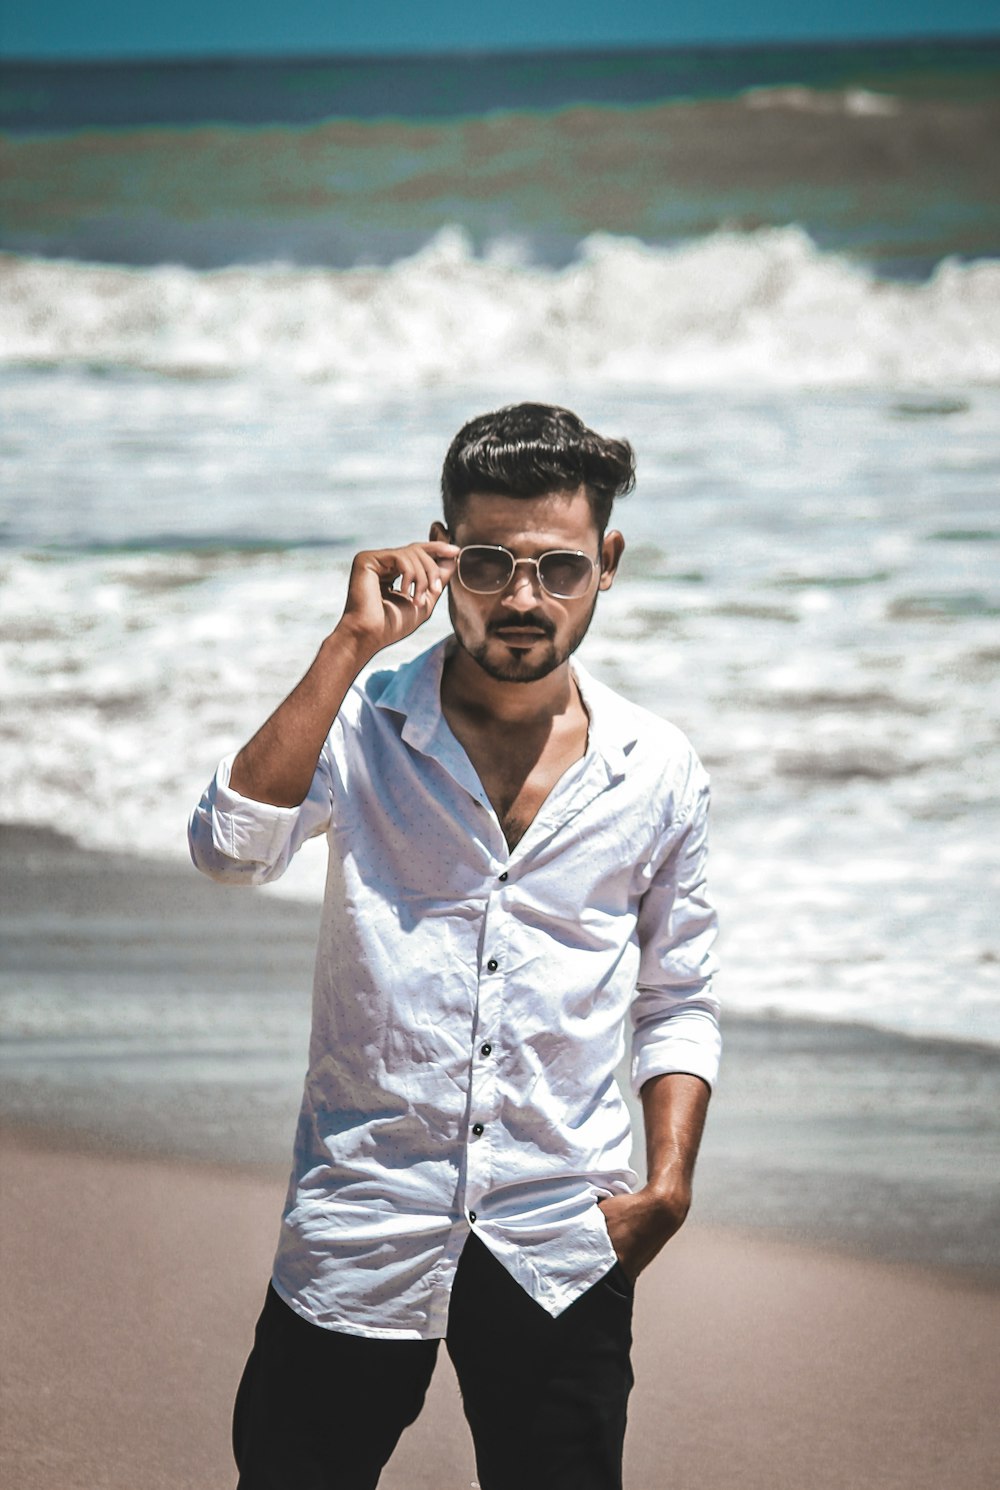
[3,825,998,1278]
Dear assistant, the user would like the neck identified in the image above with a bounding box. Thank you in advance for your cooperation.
[442,644,578,727]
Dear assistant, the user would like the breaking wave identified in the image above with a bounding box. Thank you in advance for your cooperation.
[2,226,998,389]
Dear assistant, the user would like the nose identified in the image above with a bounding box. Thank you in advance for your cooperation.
[500,561,544,610]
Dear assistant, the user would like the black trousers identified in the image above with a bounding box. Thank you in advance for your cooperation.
[233,1233,635,1490]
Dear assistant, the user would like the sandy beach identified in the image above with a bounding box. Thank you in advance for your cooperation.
[2,1126,998,1490]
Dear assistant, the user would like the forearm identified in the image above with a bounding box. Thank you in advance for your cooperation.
[228,540,457,808]
[640,1071,711,1208]
[598,1072,711,1279]
[229,623,375,807]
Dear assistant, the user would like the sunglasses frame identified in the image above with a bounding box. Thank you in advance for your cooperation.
[455,544,600,600]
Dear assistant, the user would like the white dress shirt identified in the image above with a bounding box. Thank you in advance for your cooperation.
[189,637,720,1339]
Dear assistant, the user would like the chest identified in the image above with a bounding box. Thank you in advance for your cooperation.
[448,716,589,850]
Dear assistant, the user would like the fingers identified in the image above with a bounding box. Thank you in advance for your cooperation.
[379,541,458,605]
[344,541,459,645]
[396,542,459,598]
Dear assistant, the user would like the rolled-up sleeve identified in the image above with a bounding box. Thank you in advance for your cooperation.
[630,766,721,1095]
[187,749,333,885]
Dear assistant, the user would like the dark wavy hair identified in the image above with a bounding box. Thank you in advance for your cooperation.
[441,403,635,537]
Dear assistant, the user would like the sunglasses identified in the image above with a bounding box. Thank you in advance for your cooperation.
[455,545,599,599]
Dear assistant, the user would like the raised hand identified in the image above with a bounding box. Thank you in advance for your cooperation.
[339,541,459,655]
[229,538,458,807]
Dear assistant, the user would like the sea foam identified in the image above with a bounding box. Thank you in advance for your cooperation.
[2,227,998,389]
[2,313,998,1048]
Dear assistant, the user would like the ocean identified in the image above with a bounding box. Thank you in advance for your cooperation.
[1,42,998,1087]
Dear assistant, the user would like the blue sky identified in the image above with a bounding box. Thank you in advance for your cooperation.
[3,0,997,59]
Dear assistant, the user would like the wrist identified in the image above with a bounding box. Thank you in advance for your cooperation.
[643,1175,692,1220]
[325,619,382,669]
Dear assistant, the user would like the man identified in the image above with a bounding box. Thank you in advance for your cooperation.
[189,403,720,1490]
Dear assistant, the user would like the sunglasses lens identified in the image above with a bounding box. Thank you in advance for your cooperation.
[457,547,514,592]
[537,552,595,597]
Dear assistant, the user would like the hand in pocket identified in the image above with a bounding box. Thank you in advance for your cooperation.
[597,1186,690,1283]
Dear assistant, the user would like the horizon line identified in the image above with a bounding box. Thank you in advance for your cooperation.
[4,31,999,68]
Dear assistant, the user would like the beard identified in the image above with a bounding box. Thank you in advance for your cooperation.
[448,592,598,683]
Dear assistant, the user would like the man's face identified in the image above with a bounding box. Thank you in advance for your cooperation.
[431,487,623,685]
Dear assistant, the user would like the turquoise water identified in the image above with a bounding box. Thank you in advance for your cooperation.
[2,39,998,274]
[4,40,998,128]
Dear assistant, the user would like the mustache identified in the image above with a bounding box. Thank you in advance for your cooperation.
[488,616,556,638]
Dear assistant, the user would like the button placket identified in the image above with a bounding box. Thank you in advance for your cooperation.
[465,1048,497,1210]
[467,894,507,1219]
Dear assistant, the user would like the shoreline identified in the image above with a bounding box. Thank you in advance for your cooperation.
[4,1110,999,1296]
[2,1125,998,1490]
[3,822,999,1284]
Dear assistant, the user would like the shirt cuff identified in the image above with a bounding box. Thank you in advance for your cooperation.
[209,753,306,865]
[630,1008,722,1096]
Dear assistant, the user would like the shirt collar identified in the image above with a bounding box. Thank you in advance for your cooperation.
[373,636,635,782]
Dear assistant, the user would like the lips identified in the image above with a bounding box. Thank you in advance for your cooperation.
[492,627,550,644]
[490,616,554,643]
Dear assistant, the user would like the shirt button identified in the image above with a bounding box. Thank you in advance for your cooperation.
[486,958,498,973]
[469,1211,477,1223]
[498,871,508,881]
[480,1043,492,1057]
[472,1123,484,1137]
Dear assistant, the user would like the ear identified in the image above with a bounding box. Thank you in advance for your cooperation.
[598,530,625,591]
[429,520,450,543]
